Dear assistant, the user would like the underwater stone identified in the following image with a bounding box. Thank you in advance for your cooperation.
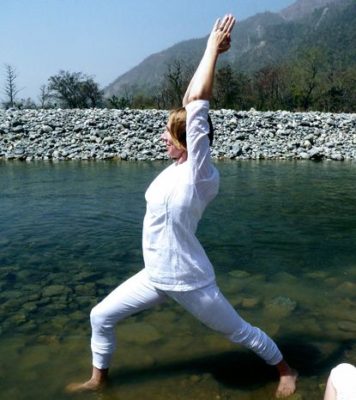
[265,296,297,317]
[2,289,23,300]
[19,320,38,333]
[74,282,96,296]
[51,315,72,331]
[338,321,356,333]
[117,322,162,345]
[241,296,260,308]
[36,335,61,345]
[74,271,102,282]
[273,272,298,283]
[2,298,23,313]
[22,301,38,313]
[42,285,72,297]
[9,313,27,326]
[228,269,251,279]
[335,281,356,296]
[20,344,50,368]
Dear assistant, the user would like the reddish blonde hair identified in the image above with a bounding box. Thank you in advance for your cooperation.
[168,107,187,150]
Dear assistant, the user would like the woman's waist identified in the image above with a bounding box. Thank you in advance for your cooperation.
[143,251,215,288]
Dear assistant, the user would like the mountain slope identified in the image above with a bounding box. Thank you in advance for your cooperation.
[280,0,345,20]
[104,0,354,98]
[105,39,205,98]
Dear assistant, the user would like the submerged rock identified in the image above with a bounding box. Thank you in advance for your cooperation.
[265,296,297,317]
[117,322,162,344]
[42,285,72,298]
[335,281,356,296]
[338,320,356,333]
[228,269,251,279]
[241,296,260,308]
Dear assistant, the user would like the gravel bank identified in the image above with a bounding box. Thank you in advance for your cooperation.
[0,108,355,161]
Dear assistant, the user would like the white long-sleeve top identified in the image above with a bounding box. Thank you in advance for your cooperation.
[142,100,219,291]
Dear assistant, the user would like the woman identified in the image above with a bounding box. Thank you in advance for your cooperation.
[67,14,297,398]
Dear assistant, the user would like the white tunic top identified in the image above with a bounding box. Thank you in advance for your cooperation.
[142,100,219,291]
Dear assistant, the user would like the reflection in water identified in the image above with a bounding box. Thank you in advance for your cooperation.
[0,160,355,400]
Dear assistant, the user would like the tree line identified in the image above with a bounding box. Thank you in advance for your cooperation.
[125,47,355,113]
[2,48,355,112]
[2,66,103,110]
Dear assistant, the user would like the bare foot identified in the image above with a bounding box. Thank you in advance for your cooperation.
[66,367,108,393]
[65,378,105,393]
[276,369,298,398]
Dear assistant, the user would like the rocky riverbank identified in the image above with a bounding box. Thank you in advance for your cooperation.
[0,108,355,161]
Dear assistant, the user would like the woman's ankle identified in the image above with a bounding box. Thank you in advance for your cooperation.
[92,366,109,384]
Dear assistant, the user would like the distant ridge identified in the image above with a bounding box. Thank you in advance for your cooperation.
[104,0,354,98]
[280,0,345,20]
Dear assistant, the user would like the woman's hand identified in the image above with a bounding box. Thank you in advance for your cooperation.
[182,14,236,105]
[207,14,236,55]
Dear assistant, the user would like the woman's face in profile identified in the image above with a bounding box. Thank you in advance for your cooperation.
[161,127,185,160]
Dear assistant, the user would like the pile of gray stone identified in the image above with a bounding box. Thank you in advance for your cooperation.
[0,107,355,161]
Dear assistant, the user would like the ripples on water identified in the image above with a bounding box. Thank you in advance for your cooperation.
[0,160,355,400]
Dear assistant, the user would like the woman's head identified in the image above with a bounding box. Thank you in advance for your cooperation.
[167,107,187,150]
[161,109,187,162]
[164,107,214,151]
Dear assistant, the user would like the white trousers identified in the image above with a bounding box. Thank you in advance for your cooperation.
[90,269,283,370]
[327,363,356,400]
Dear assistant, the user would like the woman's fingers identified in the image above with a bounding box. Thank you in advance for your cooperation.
[213,18,221,32]
[226,16,236,33]
[218,14,235,34]
[223,15,235,33]
[213,14,236,36]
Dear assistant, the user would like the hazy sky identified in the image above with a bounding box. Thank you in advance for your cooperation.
[1,0,295,100]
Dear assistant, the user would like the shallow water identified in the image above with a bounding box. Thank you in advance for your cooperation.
[0,160,355,400]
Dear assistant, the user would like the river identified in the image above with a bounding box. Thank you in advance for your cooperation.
[0,160,355,399]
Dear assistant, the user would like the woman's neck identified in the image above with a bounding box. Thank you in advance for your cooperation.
[175,151,187,164]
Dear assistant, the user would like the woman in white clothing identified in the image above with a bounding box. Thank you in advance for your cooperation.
[67,14,297,398]
[324,363,356,400]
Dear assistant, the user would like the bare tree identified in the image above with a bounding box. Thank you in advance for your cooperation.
[48,70,103,108]
[159,60,192,108]
[289,48,326,110]
[3,64,21,108]
[82,77,103,108]
[253,65,288,110]
[38,84,51,108]
[214,64,239,109]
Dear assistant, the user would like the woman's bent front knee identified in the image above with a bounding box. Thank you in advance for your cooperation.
[90,304,114,332]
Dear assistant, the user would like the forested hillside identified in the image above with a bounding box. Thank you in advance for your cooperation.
[105,0,355,112]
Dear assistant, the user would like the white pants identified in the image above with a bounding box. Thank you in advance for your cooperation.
[90,269,283,370]
[326,363,356,400]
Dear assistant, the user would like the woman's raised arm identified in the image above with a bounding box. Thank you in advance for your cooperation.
[182,14,235,107]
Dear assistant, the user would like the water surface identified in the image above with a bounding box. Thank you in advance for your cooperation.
[0,160,355,400]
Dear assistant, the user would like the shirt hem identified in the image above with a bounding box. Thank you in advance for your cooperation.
[146,275,216,292]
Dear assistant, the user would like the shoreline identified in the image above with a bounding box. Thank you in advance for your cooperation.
[0,108,355,161]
